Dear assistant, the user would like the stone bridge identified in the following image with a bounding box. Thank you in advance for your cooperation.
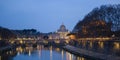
[8,39,71,45]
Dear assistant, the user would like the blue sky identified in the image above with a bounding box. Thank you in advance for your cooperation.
[0,0,120,33]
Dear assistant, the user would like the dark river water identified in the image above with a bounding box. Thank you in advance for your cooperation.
[0,40,120,60]
[0,45,92,60]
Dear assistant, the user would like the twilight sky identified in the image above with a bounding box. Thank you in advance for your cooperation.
[0,0,120,33]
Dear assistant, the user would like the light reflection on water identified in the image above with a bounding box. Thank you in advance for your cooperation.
[0,45,90,60]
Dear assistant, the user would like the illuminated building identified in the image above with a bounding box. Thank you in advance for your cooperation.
[57,23,70,39]
[49,23,70,39]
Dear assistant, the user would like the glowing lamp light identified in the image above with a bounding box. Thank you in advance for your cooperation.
[55,40,60,44]
[20,40,23,44]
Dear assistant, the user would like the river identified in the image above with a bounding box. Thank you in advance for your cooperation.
[0,45,93,60]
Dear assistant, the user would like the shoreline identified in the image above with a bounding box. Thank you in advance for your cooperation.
[63,45,120,60]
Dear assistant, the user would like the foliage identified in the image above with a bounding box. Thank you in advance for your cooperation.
[74,4,120,31]
[73,4,120,38]
[0,27,16,40]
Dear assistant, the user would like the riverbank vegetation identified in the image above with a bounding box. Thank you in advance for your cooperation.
[73,4,120,38]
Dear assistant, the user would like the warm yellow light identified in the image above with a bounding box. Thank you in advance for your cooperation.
[98,42,104,48]
[90,42,93,48]
[10,41,15,44]
[49,46,52,50]
[0,37,1,40]
[28,38,31,40]
[81,57,85,60]
[69,35,76,39]
[43,40,48,44]
[16,47,23,53]
[0,56,1,60]
[77,57,85,60]
[65,40,69,44]
[20,40,23,44]
[56,48,60,52]
[23,38,26,40]
[54,40,60,44]
[61,50,64,60]
[114,42,120,50]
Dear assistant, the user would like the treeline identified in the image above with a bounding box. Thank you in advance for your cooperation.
[0,26,16,40]
[12,29,41,38]
[0,26,41,40]
[73,4,120,38]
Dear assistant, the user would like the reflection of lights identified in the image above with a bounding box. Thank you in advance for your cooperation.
[98,42,104,48]
[50,50,52,56]
[81,57,85,60]
[50,46,52,60]
[61,50,64,60]
[38,45,42,58]
[37,44,42,55]
[90,42,92,48]
[9,51,12,54]
[16,47,23,55]
[66,52,72,60]
[28,50,31,56]
[114,42,120,50]
[69,54,72,60]
[50,46,52,57]
[6,52,9,54]
[17,52,20,55]
[0,56,1,60]
[37,45,39,50]
[38,50,41,57]
[77,57,79,60]
[83,41,86,47]
[77,57,85,60]
[50,46,52,50]
[66,52,69,60]
[16,47,23,53]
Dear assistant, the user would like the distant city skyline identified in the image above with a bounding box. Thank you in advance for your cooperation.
[0,0,120,33]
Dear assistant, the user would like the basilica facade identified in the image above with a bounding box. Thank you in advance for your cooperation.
[49,24,70,39]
